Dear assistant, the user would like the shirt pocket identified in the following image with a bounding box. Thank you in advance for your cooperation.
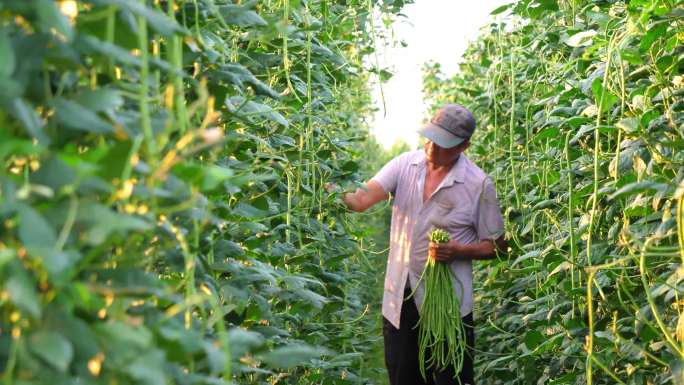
[430,200,472,230]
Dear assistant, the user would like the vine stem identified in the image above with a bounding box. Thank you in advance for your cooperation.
[167,0,188,134]
[564,131,577,318]
[285,169,292,244]
[105,5,116,75]
[639,239,684,358]
[2,332,18,385]
[678,179,684,266]
[585,29,617,385]
[586,268,595,385]
[508,45,521,208]
[137,6,156,160]
[613,34,627,182]
[282,0,302,102]
[55,193,78,251]
[368,0,386,116]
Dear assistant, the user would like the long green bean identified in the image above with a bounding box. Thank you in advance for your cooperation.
[416,229,467,382]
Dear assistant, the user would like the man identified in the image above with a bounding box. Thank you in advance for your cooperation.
[341,104,506,385]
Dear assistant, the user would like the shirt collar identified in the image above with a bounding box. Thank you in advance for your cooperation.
[411,152,467,185]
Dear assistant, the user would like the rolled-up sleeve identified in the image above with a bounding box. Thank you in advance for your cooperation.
[371,155,403,195]
[475,177,505,241]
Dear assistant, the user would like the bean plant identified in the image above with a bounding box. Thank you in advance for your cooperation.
[423,0,684,383]
[0,0,409,384]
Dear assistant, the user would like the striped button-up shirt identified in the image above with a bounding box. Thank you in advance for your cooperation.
[372,150,505,329]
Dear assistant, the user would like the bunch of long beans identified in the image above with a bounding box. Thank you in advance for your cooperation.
[416,229,467,381]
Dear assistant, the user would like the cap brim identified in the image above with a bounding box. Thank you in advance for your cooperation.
[417,123,466,149]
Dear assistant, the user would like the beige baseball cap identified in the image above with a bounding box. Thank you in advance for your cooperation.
[417,104,476,148]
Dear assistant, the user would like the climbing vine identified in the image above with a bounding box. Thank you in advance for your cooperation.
[424,0,684,383]
[0,0,409,383]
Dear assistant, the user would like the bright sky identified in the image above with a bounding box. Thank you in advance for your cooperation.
[369,0,510,149]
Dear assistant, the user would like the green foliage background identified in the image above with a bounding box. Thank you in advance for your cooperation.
[423,0,684,383]
[4,0,684,384]
[0,0,410,384]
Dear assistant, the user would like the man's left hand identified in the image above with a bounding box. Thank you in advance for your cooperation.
[428,240,463,263]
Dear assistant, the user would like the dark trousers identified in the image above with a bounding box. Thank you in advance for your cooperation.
[383,284,475,385]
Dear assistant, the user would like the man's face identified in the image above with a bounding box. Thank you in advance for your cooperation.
[424,139,469,167]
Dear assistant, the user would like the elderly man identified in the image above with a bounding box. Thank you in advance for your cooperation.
[341,104,506,385]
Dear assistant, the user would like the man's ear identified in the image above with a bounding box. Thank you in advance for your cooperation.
[458,140,470,151]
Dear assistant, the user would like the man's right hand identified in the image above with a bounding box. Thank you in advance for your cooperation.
[336,180,389,212]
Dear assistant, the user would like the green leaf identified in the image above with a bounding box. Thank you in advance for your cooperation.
[608,181,672,200]
[6,267,41,318]
[524,330,544,350]
[96,321,153,349]
[74,88,124,112]
[227,328,264,359]
[101,0,187,36]
[36,0,74,42]
[532,127,559,143]
[591,78,618,114]
[31,154,76,191]
[490,3,512,15]
[29,331,74,372]
[585,10,610,29]
[45,310,100,361]
[225,96,289,127]
[10,98,49,145]
[232,202,268,219]
[78,203,151,245]
[213,240,245,258]
[18,206,57,249]
[261,343,326,369]
[291,288,328,309]
[639,23,667,52]
[616,117,639,133]
[125,350,167,385]
[0,30,15,77]
[563,30,597,48]
[516,0,558,19]
[0,249,15,269]
[569,124,596,144]
[52,98,114,134]
[328,352,363,365]
[201,165,234,191]
[620,48,644,65]
[656,54,676,74]
[218,64,280,99]
[219,4,268,27]
[672,359,684,385]
[511,250,541,267]
[77,35,142,67]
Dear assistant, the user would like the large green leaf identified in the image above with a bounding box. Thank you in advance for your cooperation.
[74,88,124,112]
[260,343,327,369]
[225,96,289,127]
[95,0,187,36]
[35,0,74,42]
[18,205,57,249]
[608,181,672,200]
[217,64,280,99]
[591,78,618,115]
[29,331,74,372]
[219,4,268,27]
[77,203,151,245]
[125,350,167,385]
[6,266,41,318]
[0,30,15,77]
[563,30,597,48]
[227,328,264,359]
[52,98,114,134]
[10,98,49,144]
